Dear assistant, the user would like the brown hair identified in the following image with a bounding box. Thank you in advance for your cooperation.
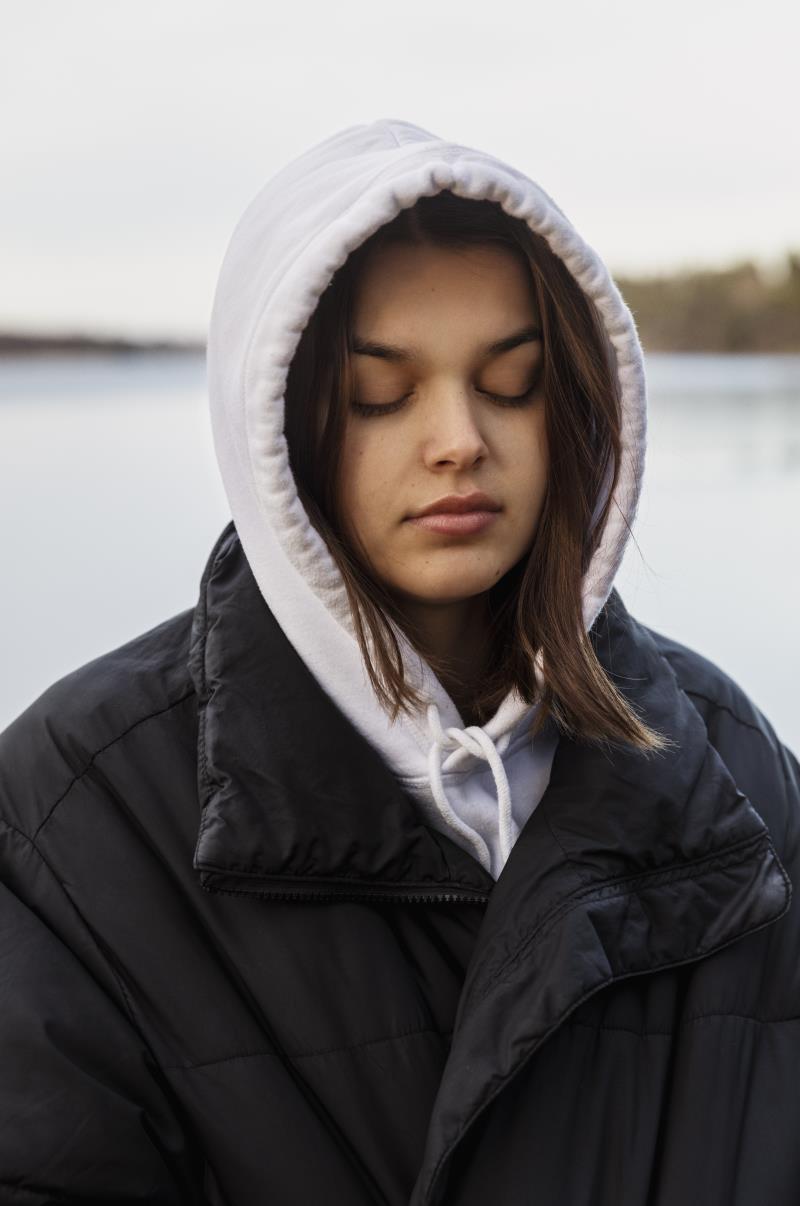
[284,190,669,754]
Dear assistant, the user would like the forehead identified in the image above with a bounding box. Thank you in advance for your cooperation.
[351,241,540,342]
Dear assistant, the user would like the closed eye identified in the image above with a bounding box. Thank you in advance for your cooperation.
[350,393,413,418]
[350,379,541,419]
[481,385,539,407]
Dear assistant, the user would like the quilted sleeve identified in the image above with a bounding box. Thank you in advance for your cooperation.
[0,817,203,1205]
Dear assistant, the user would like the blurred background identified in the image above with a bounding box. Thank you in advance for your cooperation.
[2,0,798,750]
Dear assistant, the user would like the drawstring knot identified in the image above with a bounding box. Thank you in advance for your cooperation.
[426,703,515,868]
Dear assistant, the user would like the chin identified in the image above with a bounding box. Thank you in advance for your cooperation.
[395,571,505,605]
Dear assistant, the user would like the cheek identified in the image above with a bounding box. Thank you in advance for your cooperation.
[337,431,391,544]
[339,437,369,510]
[343,429,398,498]
[507,411,549,490]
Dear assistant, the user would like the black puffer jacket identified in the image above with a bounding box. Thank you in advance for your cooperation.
[0,521,797,1206]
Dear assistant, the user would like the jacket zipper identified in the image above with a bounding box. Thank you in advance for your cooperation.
[200,881,491,905]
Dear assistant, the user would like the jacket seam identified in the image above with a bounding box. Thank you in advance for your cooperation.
[193,527,237,855]
[162,1023,452,1072]
[654,639,778,755]
[568,1011,800,1036]
[190,520,234,705]
[543,800,592,888]
[32,688,197,841]
[470,830,771,1007]
[682,688,777,745]
[539,712,721,896]
[0,816,141,1035]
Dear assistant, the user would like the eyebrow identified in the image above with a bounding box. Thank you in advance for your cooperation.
[350,325,542,363]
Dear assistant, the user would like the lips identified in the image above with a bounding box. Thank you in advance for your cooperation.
[407,510,500,536]
[405,491,502,539]
[409,491,501,519]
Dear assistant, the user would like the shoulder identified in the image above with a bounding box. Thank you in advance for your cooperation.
[0,608,197,839]
[640,617,800,852]
[644,622,782,750]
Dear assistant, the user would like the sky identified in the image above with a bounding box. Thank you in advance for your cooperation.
[2,0,798,339]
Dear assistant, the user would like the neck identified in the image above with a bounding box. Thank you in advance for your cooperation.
[395,593,492,727]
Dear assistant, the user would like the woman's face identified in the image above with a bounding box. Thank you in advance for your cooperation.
[338,240,549,610]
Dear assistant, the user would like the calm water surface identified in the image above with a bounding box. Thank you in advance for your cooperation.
[1,352,799,752]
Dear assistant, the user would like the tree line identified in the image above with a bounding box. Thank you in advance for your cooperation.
[616,252,800,353]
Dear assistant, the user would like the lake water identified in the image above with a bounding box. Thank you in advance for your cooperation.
[1,352,799,754]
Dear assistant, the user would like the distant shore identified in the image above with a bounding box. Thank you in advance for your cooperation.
[3,251,799,356]
[0,333,204,357]
[616,252,800,353]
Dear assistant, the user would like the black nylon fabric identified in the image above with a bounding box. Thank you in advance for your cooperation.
[0,519,797,1206]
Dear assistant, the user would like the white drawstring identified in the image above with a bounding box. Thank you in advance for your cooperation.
[426,703,516,869]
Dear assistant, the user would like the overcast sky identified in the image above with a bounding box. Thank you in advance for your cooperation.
[2,0,797,338]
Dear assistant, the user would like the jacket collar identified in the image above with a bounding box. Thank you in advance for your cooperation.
[189,523,791,1205]
[189,522,494,898]
[189,523,789,913]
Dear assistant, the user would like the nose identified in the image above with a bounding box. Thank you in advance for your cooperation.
[421,386,489,471]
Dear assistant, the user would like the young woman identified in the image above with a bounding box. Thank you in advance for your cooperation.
[0,118,797,1206]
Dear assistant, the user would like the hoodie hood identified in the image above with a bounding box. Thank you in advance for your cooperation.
[205,118,647,879]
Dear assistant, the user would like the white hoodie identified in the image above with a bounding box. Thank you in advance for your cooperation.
[206,118,647,881]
